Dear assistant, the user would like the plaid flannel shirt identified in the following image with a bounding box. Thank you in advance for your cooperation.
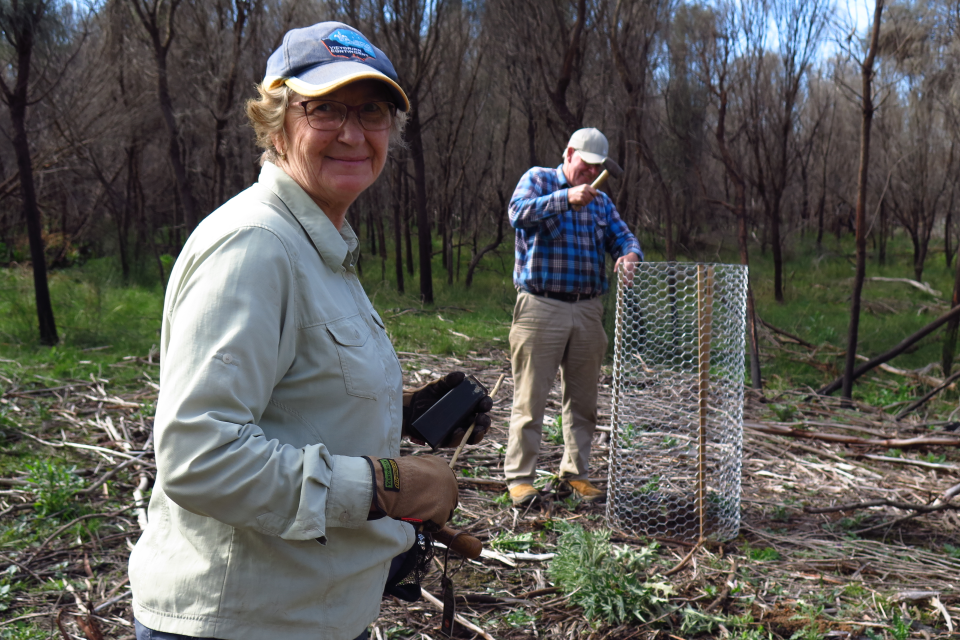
[509,165,643,296]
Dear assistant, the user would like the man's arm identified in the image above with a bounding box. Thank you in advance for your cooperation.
[509,168,570,228]
[602,199,643,261]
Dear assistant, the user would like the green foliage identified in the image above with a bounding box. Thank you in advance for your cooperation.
[503,607,536,628]
[618,422,640,448]
[745,545,781,562]
[679,607,727,635]
[0,622,48,640]
[489,531,536,552]
[548,523,673,625]
[771,504,791,522]
[381,625,415,640]
[543,415,564,445]
[890,609,910,640]
[944,544,960,559]
[0,572,12,612]
[493,492,512,507]
[732,628,775,640]
[788,602,826,640]
[770,404,797,422]
[23,458,82,519]
[638,475,661,494]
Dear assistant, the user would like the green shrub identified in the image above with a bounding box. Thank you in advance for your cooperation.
[544,415,564,445]
[24,459,83,519]
[548,523,673,625]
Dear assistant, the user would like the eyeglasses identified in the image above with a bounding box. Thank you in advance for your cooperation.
[295,99,397,132]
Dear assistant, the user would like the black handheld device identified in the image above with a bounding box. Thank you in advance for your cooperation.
[409,375,488,450]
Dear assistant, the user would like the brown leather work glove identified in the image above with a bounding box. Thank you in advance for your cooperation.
[402,372,493,447]
[365,455,459,529]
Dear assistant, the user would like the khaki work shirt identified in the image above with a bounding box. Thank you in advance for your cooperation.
[129,162,412,640]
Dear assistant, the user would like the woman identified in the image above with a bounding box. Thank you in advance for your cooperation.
[129,22,489,640]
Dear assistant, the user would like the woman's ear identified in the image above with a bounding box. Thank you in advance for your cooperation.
[271,132,286,161]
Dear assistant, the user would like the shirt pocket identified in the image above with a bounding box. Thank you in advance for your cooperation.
[326,315,381,400]
[540,215,563,242]
[593,213,609,247]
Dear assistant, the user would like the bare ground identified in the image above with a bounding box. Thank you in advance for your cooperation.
[1,350,959,639]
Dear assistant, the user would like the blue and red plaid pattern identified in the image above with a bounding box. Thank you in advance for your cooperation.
[509,165,643,295]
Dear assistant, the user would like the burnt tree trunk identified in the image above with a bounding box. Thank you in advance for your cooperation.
[841,0,884,401]
[0,0,58,344]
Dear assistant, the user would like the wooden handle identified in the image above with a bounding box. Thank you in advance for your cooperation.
[572,170,610,211]
[433,526,483,559]
[590,169,610,189]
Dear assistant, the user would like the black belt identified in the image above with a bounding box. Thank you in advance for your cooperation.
[519,288,599,303]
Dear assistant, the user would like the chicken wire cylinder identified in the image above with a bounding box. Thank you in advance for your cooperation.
[606,262,747,543]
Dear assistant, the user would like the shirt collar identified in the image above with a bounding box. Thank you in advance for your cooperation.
[258,162,360,271]
[556,164,570,187]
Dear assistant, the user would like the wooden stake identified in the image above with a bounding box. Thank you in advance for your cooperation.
[449,374,506,469]
[697,265,714,543]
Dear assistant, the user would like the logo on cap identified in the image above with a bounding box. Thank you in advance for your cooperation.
[322,28,377,61]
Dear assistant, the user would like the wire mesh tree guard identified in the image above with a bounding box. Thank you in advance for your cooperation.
[606,263,747,544]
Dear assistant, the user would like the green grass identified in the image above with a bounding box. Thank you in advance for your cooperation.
[0,230,956,410]
[748,238,960,396]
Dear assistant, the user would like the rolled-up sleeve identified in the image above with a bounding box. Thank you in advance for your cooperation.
[155,226,371,541]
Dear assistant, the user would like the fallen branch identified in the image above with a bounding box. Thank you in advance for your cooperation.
[804,498,960,515]
[421,588,496,640]
[818,303,960,396]
[854,453,959,472]
[16,429,154,465]
[80,451,149,496]
[703,558,739,613]
[0,612,52,628]
[24,506,135,566]
[758,318,817,349]
[865,277,941,297]
[895,368,960,420]
[744,421,960,448]
[804,482,960,536]
[519,586,559,599]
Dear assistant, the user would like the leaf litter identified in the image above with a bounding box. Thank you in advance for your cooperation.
[0,351,958,639]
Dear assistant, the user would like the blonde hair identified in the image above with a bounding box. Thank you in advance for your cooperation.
[246,82,408,165]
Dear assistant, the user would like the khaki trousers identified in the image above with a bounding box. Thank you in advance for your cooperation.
[504,292,607,486]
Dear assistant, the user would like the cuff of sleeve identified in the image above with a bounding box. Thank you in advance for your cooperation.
[325,455,374,530]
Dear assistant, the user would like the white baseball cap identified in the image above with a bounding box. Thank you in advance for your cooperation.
[566,128,608,164]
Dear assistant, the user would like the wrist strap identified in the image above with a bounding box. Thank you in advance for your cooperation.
[363,456,387,521]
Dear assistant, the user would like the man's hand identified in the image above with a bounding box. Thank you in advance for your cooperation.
[367,455,458,529]
[567,184,598,208]
[403,372,493,447]
[614,252,641,287]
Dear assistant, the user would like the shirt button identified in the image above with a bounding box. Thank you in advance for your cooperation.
[339,512,350,524]
[222,353,233,364]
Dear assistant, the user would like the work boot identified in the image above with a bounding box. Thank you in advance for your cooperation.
[508,483,540,506]
[563,479,604,503]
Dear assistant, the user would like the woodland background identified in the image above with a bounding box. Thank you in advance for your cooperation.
[3,0,960,389]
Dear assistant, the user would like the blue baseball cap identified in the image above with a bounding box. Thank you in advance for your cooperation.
[264,22,409,112]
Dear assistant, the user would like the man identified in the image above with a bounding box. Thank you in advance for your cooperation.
[504,128,642,506]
